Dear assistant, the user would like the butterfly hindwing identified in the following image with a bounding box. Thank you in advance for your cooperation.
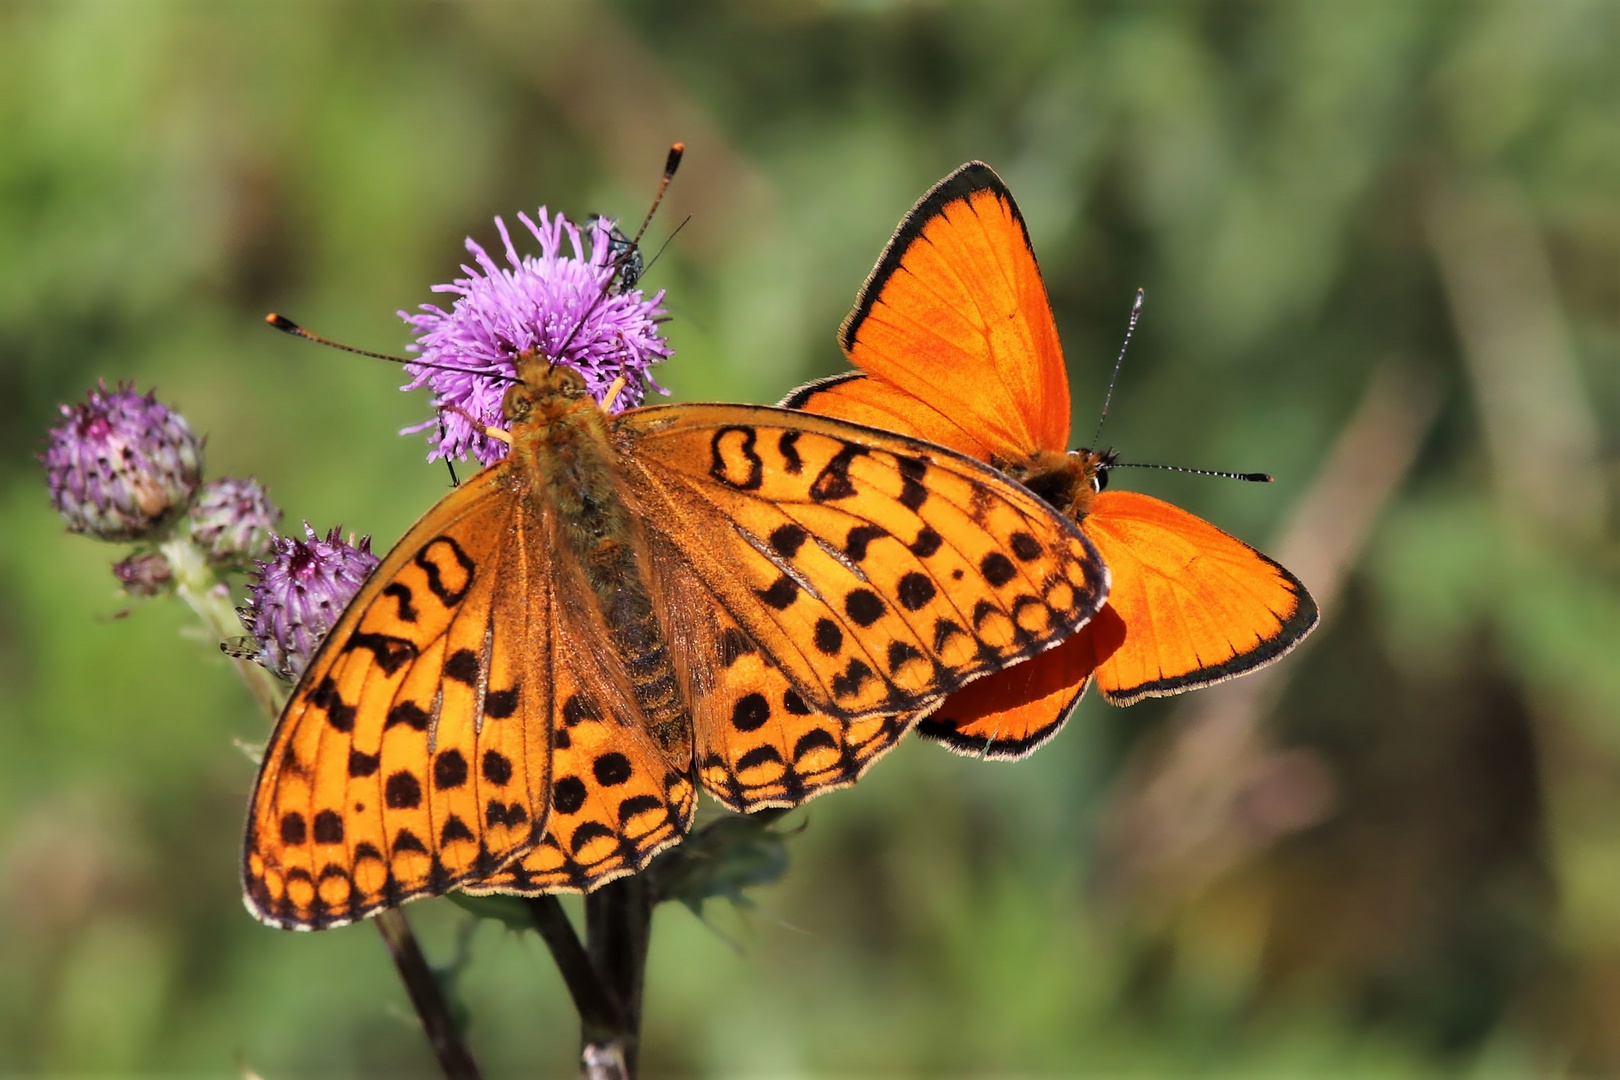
[1079,491,1318,705]
[460,573,696,895]
[615,404,1108,721]
[243,467,554,929]
[646,535,920,811]
[913,631,1097,760]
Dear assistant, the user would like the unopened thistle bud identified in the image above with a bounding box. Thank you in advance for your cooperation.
[241,524,378,681]
[189,477,282,569]
[112,549,173,598]
[41,382,204,541]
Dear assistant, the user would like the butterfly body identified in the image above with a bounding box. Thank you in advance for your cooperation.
[246,346,1109,929]
[788,161,1318,759]
[510,357,691,761]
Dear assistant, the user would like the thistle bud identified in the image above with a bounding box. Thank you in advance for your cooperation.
[189,477,282,569]
[240,524,377,681]
[112,549,173,598]
[42,381,203,541]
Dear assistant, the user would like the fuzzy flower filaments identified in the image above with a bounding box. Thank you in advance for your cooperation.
[400,210,673,465]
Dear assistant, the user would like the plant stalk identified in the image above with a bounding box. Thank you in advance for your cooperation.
[584,876,655,1077]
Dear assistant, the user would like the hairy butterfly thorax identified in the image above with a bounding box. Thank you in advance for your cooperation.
[505,356,692,763]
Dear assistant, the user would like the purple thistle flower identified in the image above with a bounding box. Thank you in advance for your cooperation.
[399,210,672,465]
[112,549,173,598]
[41,381,204,541]
[189,477,283,569]
[241,523,378,681]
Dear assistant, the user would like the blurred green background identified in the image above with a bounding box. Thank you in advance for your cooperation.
[3,1,1618,1075]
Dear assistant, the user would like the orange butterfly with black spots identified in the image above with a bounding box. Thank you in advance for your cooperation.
[786,161,1318,759]
[244,348,1110,929]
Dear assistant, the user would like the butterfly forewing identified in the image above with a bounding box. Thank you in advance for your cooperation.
[837,162,1071,461]
[243,467,553,929]
[614,405,1109,721]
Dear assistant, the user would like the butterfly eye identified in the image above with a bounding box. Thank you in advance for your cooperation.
[1092,469,1109,492]
[501,384,530,421]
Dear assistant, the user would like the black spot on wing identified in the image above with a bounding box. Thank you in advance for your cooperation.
[385,771,422,809]
[896,455,929,511]
[769,523,808,558]
[813,618,843,655]
[313,811,344,844]
[737,745,784,771]
[481,749,513,786]
[887,640,923,673]
[779,431,803,474]
[845,588,884,626]
[908,526,943,558]
[810,443,867,502]
[617,794,665,826]
[793,728,839,761]
[434,749,468,790]
[443,648,480,686]
[279,812,306,845]
[346,632,417,676]
[731,693,771,732]
[981,552,1017,587]
[593,753,633,787]
[553,776,587,814]
[485,686,519,719]
[831,658,874,699]
[897,572,936,611]
[381,582,418,622]
[386,701,430,732]
[440,815,475,845]
[845,524,887,561]
[758,575,800,610]
[570,822,617,855]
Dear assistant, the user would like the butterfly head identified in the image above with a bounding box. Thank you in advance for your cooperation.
[1005,447,1116,523]
[503,351,596,425]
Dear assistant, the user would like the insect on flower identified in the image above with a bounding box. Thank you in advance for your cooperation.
[245,145,1111,929]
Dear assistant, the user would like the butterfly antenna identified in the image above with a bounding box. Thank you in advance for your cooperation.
[640,213,691,280]
[553,142,685,363]
[1088,288,1145,451]
[1109,461,1273,483]
[265,314,519,383]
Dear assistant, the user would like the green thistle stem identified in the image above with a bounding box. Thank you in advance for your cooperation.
[158,535,285,716]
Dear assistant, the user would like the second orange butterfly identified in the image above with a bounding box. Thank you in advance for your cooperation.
[787,162,1318,759]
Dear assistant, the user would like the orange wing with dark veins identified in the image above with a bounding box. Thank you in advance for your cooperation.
[829,160,1072,461]
[612,402,1108,805]
[243,466,555,929]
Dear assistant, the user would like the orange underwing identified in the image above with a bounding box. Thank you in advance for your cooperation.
[786,162,1318,759]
